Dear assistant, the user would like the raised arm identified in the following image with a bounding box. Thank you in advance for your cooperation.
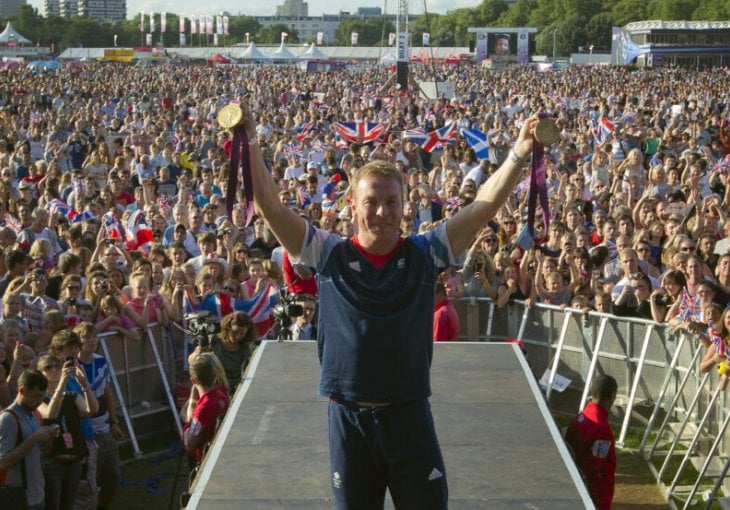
[446,115,538,256]
[230,104,306,258]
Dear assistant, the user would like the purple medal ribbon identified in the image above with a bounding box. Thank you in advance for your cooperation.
[527,113,550,241]
[227,125,255,226]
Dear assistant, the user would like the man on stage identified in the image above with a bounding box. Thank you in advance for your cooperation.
[243,101,538,509]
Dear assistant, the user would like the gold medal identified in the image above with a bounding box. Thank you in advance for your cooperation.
[534,118,560,145]
[217,104,243,129]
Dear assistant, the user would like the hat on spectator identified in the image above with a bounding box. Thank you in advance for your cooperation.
[329,174,342,184]
[598,274,620,285]
[307,161,319,170]
[297,174,308,183]
[18,180,31,190]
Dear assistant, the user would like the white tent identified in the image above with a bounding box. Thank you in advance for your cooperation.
[271,41,295,61]
[379,53,396,64]
[0,22,32,45]
[240,42,265,60]
[301,43,328,60]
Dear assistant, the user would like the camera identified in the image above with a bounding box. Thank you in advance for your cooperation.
[272,289,304,340]
[185,311,220,350]
[68,297,76,306]
[654,294,672,306]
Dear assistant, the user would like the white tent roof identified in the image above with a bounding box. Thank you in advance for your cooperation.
[301,43,328,60]
[0,22,32,45]
[271,42,295,60]
[239,42,265,60]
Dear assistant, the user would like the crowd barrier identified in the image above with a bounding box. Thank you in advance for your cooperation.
[109,305,728,506]
[98,322,183,457]
[453,297,730,507]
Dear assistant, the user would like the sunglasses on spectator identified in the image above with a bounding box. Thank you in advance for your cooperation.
[483,238,497,243]
[67,285,81,291]
[42,364,62,371]
[680,245,695,252]
[224,286,237,293]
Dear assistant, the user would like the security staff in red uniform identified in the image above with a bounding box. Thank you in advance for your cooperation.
[565,374,617,510]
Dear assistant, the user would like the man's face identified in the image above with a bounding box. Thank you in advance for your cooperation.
[620,253,639,276]
[19,386,46,411]
[495,37,509,54]
[351,174,403,249]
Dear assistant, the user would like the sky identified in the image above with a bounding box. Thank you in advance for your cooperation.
[26,0,482,19]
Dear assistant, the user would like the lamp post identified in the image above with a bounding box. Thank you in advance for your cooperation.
[552,28,556,63]
[588,44,594,65]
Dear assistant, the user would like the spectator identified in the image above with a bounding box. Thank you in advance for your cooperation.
[188,311,256,395]
[0,369,59,510]
[288,294,318,341]
[183,354,230,466]
[565,374,618,510]
[433,283,460,342]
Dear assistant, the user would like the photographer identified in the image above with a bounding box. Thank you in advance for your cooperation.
[187,312,256,395]
[0,369,60,510]
[289,294,317,341]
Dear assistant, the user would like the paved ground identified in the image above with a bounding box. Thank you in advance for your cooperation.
[186,341,593,509]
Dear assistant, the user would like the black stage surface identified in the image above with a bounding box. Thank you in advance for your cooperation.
[186,341,593,509]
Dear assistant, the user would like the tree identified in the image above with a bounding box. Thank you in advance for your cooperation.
[228,16,261,45]
[609,0,647,27]
[334,18,393,46]
[257,24,299,44]
[647,0,695,21]
[61,17,111,48]
[691,0,730,20]
[11,5,44,44]
[473,0,510,25]
[583,12,614,51]
[495,0,536,27]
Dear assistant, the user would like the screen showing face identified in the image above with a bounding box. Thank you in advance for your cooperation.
[489,33,517,61]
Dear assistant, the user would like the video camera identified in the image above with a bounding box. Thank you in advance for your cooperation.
[184,311,221,350]
[272,289,304,340]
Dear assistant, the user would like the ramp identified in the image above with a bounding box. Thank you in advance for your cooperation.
[186,341,593,509]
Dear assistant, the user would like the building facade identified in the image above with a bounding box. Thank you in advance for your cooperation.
[44,0,125,23]
[0,0,26,18]
[615,20,730,68]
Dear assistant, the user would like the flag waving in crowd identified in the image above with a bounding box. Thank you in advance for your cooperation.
[192,284,279,337]
[460,127,489,159]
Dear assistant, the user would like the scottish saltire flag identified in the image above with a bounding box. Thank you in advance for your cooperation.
[460,127,489,159]
[591,116,615,145]
[197,284,279,337]
[421,123,457,153]
[333,122,385,144]
[102,212,123,240]
[401,128,428,146]
[125,209,154,252]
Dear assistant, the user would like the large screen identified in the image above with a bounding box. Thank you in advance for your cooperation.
[488,33,517,62]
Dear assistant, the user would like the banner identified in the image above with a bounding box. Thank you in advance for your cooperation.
[150,12,155,33]
[161,12,166,33]
[388,32,395,46]
[223,16,229,36]
[199,15,205,35]
[179,15,185,33]
[206,16,213,35]
[146,33,152,46]
[139,12,144,32]
[475,33,487,64]
[180,33,186,46]
[351,32,358,46]
[190,17,196,34]
[316,32,324,45]
[216,16,223,35]
[214,33,219,45]
[517,30,529,65]
[422,32,430,47]
[281,32,288,44]
[396,32,408,61]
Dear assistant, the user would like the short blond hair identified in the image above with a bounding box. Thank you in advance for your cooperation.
[349,160,403,199]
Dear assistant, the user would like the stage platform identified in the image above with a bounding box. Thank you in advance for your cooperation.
[186,341,593,509]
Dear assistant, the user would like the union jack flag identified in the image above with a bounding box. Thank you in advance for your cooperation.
[421,123,457,153]
[401,128,428,146]
[677,289,702,323]
[197,284,279,337]
[296,121,317,141]
[71,210,96,224]
[103,212,124,240]
[46,199,73,219]
[29,111,43,125]
[334,134,348,150]
[333,122,385,144]
[283,143,303,160]
[591,116,615,145]
[125,209,154,253]
[5,214,22,234]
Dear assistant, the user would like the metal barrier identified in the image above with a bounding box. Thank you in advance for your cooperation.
[98,322,183,457]
[452,297,727,507]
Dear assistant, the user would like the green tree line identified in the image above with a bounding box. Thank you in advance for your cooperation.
[2,0,728,54]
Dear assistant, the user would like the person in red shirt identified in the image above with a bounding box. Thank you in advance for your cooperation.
[433,282,460,341]
[565,374,617,510]
[183,355,229,465]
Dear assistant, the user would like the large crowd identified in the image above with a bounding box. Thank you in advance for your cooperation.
[0,60,729,509]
